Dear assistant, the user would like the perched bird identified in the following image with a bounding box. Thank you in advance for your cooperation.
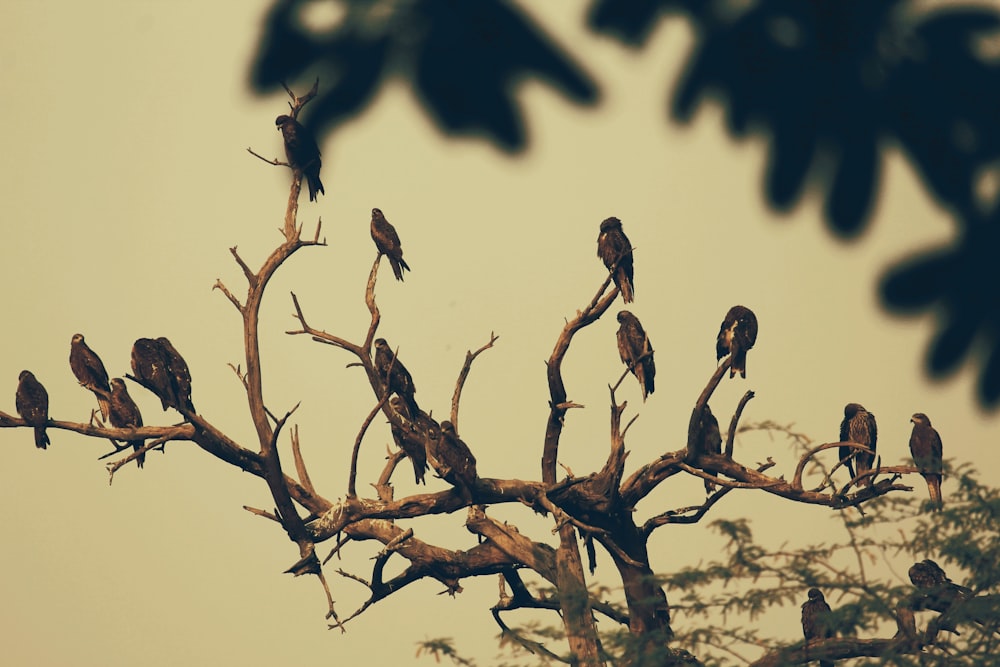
[131,338,176,411]
[597,216,634,303]
[429,421,478,500]
[908,559,973,632]
[616,310,655,400]
[69,333,112,421]
[716,305,758,378]
[839,403,877,486]
[370,208,410,281]
[109,378,145,468]
[389,396,430,485]
[156,337,194,414]
[801,588,835,667]
[16,370,50,449]
[697,405,723,493]
[374,338,418,414]
[275,114,324,201]
[909,413,944,508]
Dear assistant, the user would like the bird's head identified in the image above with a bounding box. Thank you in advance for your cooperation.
[844,403,864,417]
[599,216,622,232]
[807,588,824,601]
[72,333,85,344]
[372,208,383,218]
[441,420,455,435]
[617,310,630,323]
[911,412,931,426]
[110,378,125,392]
[18,370,33,382]
[275,115,291,129]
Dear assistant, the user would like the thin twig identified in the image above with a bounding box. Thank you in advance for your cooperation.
[450,332,500,428]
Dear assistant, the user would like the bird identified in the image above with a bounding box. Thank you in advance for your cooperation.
[108,378,145,468]
[616,310,655,400]
[16,370,50,449]
[597,216,634,303]
[716,305,758,378]
[156,337,195,414]
[839,403,877,487]
[908,559,973,633]
[370,208,410,281]
[389,396,430,484]
[374,338,418,414]
[801,588,835,667]
[275,114,324,201]
[430,420,478,500]
[130,338,176,411]
[909,413,944,508]
[697,405,723,493]
[69,333,112,421]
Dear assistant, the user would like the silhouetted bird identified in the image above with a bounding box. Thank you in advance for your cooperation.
[69,333,111,421]
[109,378,145,468]
[374,338,418,414]
[597,217,634,303]
[370,208,410,281]
[389,395,430,485]
[801,588,835,667]
[716,305,757,378]
[430,421,477,500]
[275,114,324,201]
[839,403,877,486]
[616,310,655,400]
[131,338,176,412]
[16,370,50,449]
[697,405,723,493]
[156,337,194,414]
[909,413,944,508]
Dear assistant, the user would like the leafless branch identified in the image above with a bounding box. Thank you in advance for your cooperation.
[725,390,755,457]
[450,332,500,428]
[246,146,286,166]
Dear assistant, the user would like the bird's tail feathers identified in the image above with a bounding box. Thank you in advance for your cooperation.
[35,426,50,449]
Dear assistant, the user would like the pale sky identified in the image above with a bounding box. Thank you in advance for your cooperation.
[1,2,996,665]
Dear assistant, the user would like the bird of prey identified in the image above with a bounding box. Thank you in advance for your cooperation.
[16,370,50,449]
[839,403,877,486]
[389,395,430,484]
[275,114,324,201]
[109,378,145,468]
[716,305,758,378]
[697,405,723,493]
[908,559,974,633]
[156,337,195,414]
[597,216,634,303]
[430,421,478,500]
[374,338,418,414]
[801,588,835,667]
[131,338,176,411]
[909,413,944,508]
[371,208,410,281]
[69,333,112,421]
[616,310,655,400]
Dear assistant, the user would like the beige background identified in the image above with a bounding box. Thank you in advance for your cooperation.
[1,2,996,665]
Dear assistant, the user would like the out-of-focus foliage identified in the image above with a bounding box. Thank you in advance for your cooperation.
[251,0,1000,409]
[251,0,598,152]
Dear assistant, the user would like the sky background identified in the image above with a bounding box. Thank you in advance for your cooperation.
[0,1,996,665]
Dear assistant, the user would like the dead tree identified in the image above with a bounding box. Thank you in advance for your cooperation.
[0,86,961,667]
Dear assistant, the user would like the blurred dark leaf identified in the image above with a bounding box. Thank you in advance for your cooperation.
[881,212,1000,406]
[672,0,899,236]
[251,0,599,152]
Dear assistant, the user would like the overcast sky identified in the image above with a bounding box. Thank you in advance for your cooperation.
[0,2,995,665]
